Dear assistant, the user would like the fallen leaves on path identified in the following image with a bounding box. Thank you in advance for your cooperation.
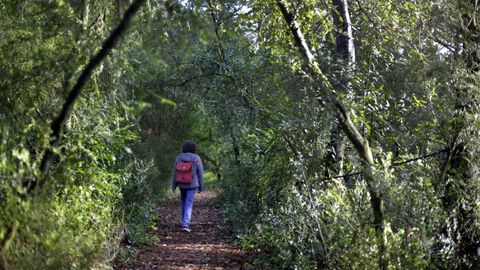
[116,191,252,270]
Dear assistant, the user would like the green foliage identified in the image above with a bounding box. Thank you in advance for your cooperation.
[0,1,158,268]
[1,84,138,269]
[215,0,480,269]
[2,0,480,269]
[122,159,158,245]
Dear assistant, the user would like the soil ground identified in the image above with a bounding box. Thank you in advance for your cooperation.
[115,191,252,270]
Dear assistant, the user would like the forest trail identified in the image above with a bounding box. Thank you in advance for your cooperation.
[116,191,251,270]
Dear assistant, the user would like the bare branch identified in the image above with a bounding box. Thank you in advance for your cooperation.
[391,148,448,167]
[318,148,449,182]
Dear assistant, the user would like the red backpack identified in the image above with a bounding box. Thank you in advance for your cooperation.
[175,161,194,184]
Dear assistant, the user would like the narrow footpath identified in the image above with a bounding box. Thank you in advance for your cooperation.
[116,191,251,270]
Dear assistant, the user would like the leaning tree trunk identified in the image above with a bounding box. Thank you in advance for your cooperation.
[276,1,387,269]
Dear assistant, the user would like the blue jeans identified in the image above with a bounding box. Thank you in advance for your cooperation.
[180,188,196,229]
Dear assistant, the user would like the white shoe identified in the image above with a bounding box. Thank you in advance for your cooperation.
[182,227,191,232]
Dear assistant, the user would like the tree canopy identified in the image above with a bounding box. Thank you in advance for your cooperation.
[1,0,479,269]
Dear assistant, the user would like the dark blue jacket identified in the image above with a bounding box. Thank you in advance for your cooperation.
[172,152,204,191]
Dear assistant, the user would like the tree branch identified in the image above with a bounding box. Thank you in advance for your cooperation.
[29,0,146,192]
[318,172,362,182]
[391,148,448,167]
[318,148,449,182]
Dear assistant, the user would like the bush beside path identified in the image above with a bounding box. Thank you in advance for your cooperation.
[116,191,251,270]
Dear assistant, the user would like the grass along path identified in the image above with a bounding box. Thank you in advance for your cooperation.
[116,191,251,270]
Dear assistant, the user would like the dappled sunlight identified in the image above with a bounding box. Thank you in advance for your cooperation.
[2,0,480,269]
[116,191,250,269]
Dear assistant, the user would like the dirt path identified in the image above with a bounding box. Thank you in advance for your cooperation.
[116,191,250,270]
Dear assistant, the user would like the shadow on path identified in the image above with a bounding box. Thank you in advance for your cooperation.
[116,191,251,270]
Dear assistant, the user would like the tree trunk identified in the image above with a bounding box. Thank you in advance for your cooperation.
[82,0,90,29]
[207,0,226,61]
[332,0,355,62]
[116,0,131,18]
[324,125,344,177]
[276,1,387,269]
[324,0,355,178]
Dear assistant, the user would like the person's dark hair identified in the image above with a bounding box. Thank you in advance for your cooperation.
[182,140,198,154]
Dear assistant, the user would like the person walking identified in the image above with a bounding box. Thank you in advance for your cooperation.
[172,140,204,232]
